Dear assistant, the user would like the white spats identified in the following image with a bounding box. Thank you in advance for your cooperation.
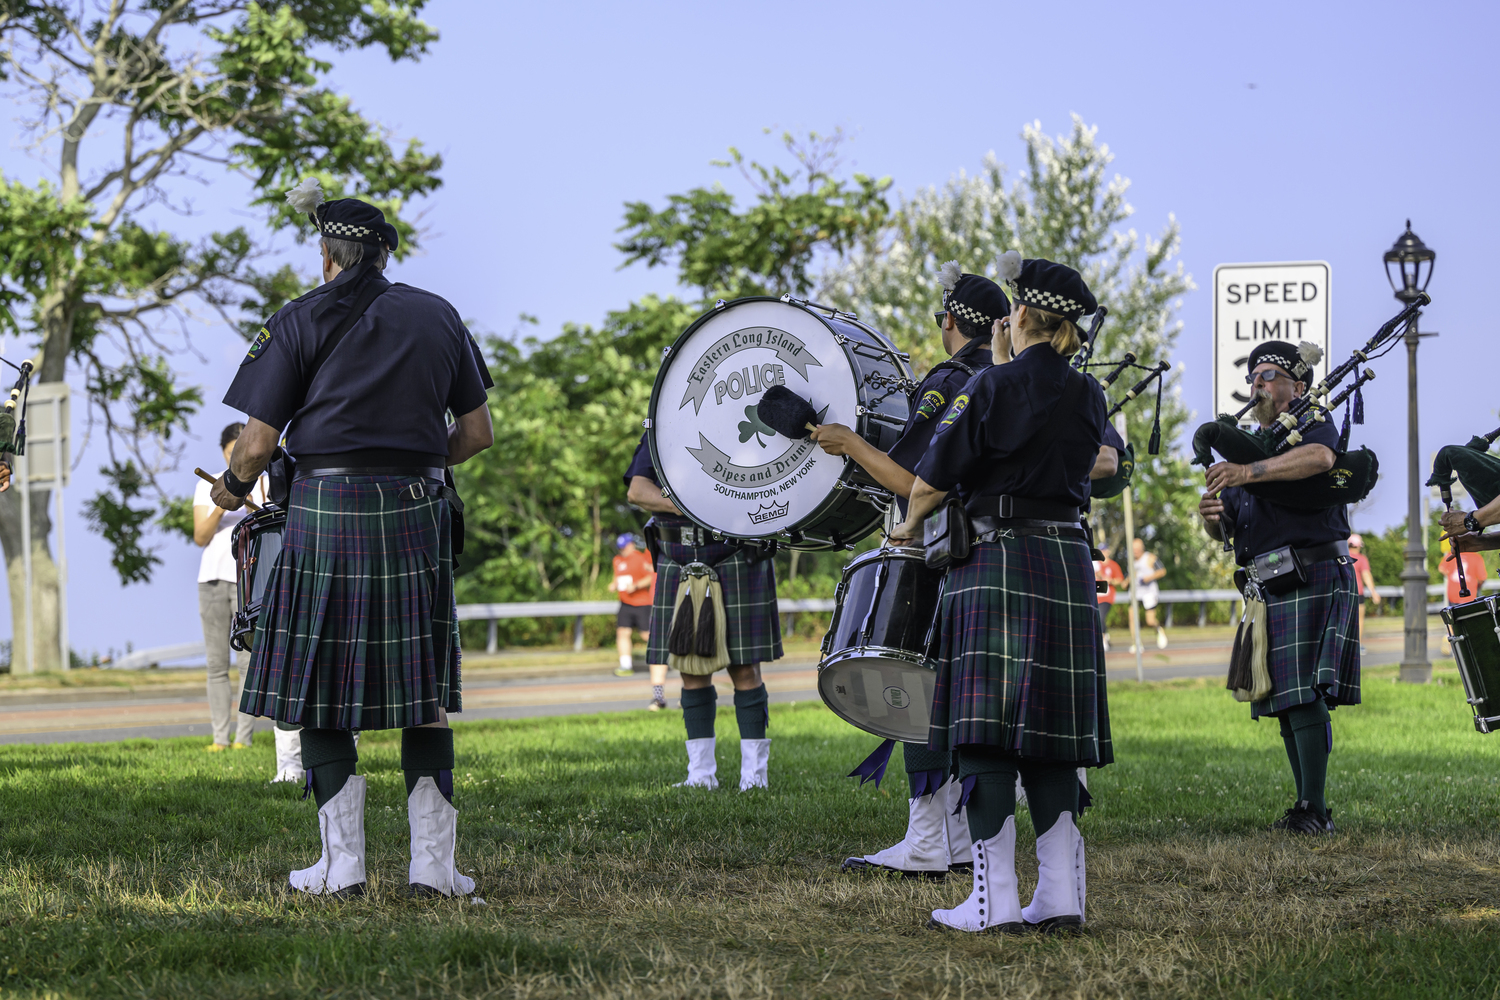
[738,738,770,791]
[1021,811,1085,930]
[673,737,719,789]
[271,728,305,785]
[290,775,367,897]
[942,779,973,867]
[407,776,475,897]
[847,789,949,876]
[929,816,1022,933]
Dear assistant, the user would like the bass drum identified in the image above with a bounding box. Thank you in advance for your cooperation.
[817,546,944,742]
[647,296,913,551]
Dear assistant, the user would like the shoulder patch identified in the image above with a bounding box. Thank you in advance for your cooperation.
[242,326,272,365]
[939,394,970,427]
[915,389,946,422]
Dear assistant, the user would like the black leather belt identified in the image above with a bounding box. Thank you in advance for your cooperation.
[666,525,714,546]
[973,495,1080,521]
[295,466,446,481]
[1295,540,1349,564]
[971,516,1088,543]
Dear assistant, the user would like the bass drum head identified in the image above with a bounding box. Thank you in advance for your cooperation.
[649,299,861,540]
[817,649,936,743]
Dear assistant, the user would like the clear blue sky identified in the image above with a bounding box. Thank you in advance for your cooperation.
[4,0,1497,657]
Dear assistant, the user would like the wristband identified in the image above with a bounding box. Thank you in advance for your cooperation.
[223,467,255,499]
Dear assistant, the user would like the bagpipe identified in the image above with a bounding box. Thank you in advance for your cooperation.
[1072,305,1173,501]
[1191,293,1430,509]
[1427,424,1500,512]
[0,358,32,469]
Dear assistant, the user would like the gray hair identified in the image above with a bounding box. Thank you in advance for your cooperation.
[321,235,389,272]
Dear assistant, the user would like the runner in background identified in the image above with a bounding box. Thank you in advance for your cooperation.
[609,533,655,677]
[1347,534,1380,652]
[1131,537,1169,651]
[1093,544,1124,652]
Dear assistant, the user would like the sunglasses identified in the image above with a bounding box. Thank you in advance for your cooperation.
[933,311,947,329]
[1244,369,1291,385]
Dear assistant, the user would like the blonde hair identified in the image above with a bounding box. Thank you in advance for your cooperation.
[1015,303,1082,357]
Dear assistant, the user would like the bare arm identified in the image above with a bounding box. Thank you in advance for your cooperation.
[1452,532,1500,553]
[193,504,226,546]
[627,476,682,515]
[889,476,948,544]
[808,423,916,497]
[447,402,494,466]
[1089,445,1118,480]
[1204,443,1335,495]
[210,417,280,511]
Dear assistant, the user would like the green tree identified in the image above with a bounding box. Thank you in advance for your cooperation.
[0,1,442,670]
[455,134,891,625]
[823,116,1224,589]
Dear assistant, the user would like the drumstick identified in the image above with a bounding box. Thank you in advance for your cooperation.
[194,467,261,512]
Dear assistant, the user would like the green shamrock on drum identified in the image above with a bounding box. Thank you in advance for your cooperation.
[739,406,777,448]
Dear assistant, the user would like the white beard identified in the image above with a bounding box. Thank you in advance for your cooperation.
[1250,391,1278,427]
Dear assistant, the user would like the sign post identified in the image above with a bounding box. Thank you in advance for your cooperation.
[22,382,69,672]
[1212,262,1331,421]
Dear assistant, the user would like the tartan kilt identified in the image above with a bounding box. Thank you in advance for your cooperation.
[645,530,782,667]
[1252,558,1360,718]
[239,475,460,730]
[928,535,1112,767]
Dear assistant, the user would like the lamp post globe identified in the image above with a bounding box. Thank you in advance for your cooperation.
[1384,221,1436,304]
[1387,220,1436,684]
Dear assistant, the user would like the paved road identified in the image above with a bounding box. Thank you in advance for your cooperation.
[0,626,1430,745]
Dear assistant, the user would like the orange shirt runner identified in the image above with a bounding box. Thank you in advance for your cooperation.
[1444,551,1488,605]
[613,549,656,607]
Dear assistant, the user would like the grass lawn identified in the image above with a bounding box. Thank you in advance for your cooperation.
[2,663,1499,999]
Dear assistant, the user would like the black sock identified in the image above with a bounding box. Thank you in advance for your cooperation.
[1018,762,1080,838]
[1286,701,1332,817]
[1279,716,1304,801]
[903,742,951,799]
[401,726,455,802]
[300,728,357,809]
[958,746,1019,842]
[681,685,717,740]
[732,684,769,740]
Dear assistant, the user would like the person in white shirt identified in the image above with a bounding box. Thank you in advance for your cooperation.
[1131,537,1169,651]
[193,423,267,753]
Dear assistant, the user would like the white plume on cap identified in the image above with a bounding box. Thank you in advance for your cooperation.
[997,250,1022,282]
[1297,340,1323,366]
[285,176,325,213]
[937,259,963,291]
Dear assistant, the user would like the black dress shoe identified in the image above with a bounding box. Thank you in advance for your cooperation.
[841,856,947,880]
[1026,914,1083,936]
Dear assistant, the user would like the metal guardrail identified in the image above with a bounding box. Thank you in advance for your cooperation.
[104,582,1493,668]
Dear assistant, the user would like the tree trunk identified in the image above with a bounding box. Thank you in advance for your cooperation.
[0,483,60,672]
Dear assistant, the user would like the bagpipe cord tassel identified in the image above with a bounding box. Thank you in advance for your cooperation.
[668,581,698,657]
[1353,383,1364,425]
[1338,397,1352,452]
[694,578,719,658]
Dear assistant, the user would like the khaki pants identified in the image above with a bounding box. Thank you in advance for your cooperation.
[198,580,255,746]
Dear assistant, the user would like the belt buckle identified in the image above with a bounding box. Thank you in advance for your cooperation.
[998,495,1013,519]
[1046,524,1059,537]
[403,482,426,501]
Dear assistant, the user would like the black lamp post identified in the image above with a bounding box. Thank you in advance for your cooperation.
[1384,221,1435,683]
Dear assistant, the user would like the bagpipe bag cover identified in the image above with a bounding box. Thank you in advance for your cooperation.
[1427,436,1500,511]
[1192,415,1379,509]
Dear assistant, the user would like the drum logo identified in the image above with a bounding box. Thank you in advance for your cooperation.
[882,686,910,709]
[748,501,790,524]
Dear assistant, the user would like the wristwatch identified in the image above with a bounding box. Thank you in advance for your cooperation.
[1465,510,1484,535]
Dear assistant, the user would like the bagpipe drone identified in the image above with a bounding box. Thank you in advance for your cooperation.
[0,358,32,472]
[1191,293,1431,509]
[1072,307,1172,501]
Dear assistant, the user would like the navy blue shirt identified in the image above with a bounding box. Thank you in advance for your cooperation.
[915,343,1106,513]
[224,268,491,459]
[1218,419,1351,565]
[887,339,993,475]
[623,432,659,488]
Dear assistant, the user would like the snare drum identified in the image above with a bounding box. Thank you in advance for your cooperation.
[647,296,912,551]
[1442,595,1500,733]
[817,546,945,742]
[229,504,286,652]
